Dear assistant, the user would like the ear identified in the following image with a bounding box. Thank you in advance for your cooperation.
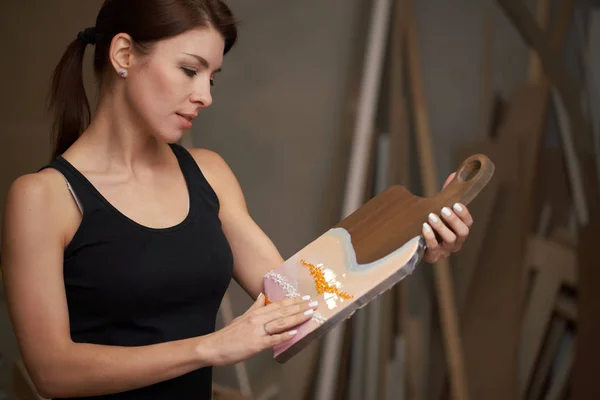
[109,33,135,77]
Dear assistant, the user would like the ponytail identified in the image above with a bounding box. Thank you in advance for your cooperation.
[47,34,92,160]
[47,0,238,161]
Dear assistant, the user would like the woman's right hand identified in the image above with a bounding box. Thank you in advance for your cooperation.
[201,293,318,366]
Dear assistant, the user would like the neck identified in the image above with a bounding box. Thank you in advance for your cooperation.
[76,89,167,170]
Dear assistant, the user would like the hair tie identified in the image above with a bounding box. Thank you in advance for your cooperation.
[77,27,97,45]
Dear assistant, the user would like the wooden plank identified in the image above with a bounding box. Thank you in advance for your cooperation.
[457,139,525,398]
[555,294,577,322]
[496,0,595,212]
[533,149,574,237]
[497,84,548,237]
[434,141,500,400]
[585,10,600,193]
[307,1,373,397]
[518,236,577,397]
[386,1,410,399]
[571,158,600,399]
[479,7,494,138]
[404,0,469,398]
[526,237,577,287]
[551,87,589,227]
[528,0,551,84]
[519,271,562,396]
[527,317,568,400]
[544,330,574,400]
[313,0,393,397]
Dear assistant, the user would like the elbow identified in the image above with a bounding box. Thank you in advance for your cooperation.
[22,362,71,399]
[29,368,63,399]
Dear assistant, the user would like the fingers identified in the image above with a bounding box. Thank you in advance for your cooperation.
[422,222,440,258]
[422,202,473,262]
[442,172,456,190]
[263,296,319,324]
[426,212,456,253]
[248,292,266,311]
[451,202,473,227]
[263,303,317,335]
[264,329,300,347]
[440,205,470,251]
[251,294,318,331]
[254,294,313,316]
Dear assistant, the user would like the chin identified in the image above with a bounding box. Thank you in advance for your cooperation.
[154,128,185,145]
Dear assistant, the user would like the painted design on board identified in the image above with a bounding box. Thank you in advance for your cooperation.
[263,270,327,325]
[299,259,354,300]
[263,227,422,328]
[263,227,423,358]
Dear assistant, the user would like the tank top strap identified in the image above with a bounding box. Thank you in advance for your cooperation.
[39,157,106,215]
[168,143,221,213]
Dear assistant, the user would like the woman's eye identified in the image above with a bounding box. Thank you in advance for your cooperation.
[182,68,197,77]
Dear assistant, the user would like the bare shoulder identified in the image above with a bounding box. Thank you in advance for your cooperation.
[5,170,63,211]
[5,169,68,212]
[186,147,246,210]
[3,169,71,245]
[186,148,231,176]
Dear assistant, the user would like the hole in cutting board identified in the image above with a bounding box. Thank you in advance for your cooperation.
[458,159,481,181]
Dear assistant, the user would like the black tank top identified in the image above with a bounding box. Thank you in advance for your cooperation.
[42,143,234,399]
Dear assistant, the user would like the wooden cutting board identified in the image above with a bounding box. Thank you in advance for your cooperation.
[337,153,495,264]
[265,154,496,364]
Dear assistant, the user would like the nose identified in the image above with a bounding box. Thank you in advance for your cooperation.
[190,82,213,108]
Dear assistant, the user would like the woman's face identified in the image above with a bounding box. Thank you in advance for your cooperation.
[123,26,225,143]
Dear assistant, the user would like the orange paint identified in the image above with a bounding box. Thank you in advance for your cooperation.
[300,259,353,300]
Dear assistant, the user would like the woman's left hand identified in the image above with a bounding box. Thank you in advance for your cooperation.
[422,172,474,263]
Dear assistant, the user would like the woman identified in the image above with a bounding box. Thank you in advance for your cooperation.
[1,0,473,398]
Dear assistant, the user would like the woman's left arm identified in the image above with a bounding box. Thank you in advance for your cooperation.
[190,150,475,297]
[188,148,285,300]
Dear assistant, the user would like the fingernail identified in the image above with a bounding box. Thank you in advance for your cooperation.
[442,207,452,217]
[302,295,311,301]
[453,203,463,213]
[423,222,432,233]
[258,292,264,299]
[304,309,314,316]
[309,301,318,307]
[288,330,298,336]
[429,213,439,223]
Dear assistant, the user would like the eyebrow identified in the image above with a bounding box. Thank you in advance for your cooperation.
[183,53,222,73]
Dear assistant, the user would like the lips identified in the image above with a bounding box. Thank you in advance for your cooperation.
[176,113,195,129]
[177,112,197,121]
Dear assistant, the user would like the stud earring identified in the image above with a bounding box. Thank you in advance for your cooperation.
[119,70,126,78]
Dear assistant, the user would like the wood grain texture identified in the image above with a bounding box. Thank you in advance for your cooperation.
[518,236,577,397]
[528,0,551,84]
[527,317,567,400]
[571,155,600,400]
[403,0,472,397]
[457,138,525,400]
[336,154,494,265]
[496,0,593,204]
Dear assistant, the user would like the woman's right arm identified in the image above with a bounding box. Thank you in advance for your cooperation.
[1,172,316,398]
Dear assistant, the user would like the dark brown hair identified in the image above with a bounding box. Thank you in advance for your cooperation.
[48,0,238,160]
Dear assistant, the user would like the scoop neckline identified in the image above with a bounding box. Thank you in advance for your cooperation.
[56,147,193,233]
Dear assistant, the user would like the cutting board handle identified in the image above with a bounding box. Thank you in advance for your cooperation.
[337,153,496,264]
[433,153,496,207]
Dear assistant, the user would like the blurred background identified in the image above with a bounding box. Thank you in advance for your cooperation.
[1,0,599,399]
